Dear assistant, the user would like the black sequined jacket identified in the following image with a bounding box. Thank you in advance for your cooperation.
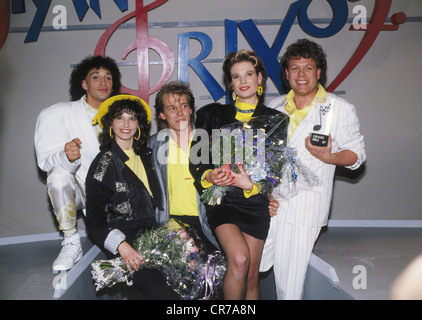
[86,140,163,252]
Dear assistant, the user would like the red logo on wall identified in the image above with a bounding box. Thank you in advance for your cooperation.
[94,0,174,104]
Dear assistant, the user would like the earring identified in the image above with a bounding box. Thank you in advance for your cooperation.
[134,127,141,141]
[232,91,237,102]
[257,83,263,96]
[109,127,114,138]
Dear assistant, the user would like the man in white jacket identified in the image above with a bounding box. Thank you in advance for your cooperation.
[34,56,121,272]
[260,39,366,299]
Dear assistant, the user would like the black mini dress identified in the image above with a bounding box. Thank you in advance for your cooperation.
[206,187,270,240]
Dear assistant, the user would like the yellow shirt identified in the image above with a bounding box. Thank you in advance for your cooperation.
[285,84,327,140]
[124,149,152,195]
[168,138,198,216]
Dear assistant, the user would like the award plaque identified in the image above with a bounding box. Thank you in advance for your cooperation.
[310,96,334,146]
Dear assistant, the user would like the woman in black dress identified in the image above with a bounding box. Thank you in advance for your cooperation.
[190,50,280,299]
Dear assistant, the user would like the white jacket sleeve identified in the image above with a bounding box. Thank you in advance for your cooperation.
[34,103,81,173]
[332,96,366,171]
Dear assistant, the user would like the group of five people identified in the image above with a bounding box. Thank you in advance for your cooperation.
[34,38,366,300]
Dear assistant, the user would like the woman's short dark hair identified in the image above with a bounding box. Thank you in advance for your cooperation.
[222,50,267,103]
[69,56,122,101]
[280,39,327,92]
[99,99,150,155]
[154,81,196,130]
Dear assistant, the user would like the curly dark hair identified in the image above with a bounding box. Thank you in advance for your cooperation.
[154,81,196,130]
[222,50,267,103]
[69,56,122,101]
[280,39,327,92]
[99,99,151,155]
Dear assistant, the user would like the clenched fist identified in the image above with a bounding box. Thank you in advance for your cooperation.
[65,138,82,162]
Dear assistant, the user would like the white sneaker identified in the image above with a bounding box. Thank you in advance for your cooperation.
[52,232,83,272]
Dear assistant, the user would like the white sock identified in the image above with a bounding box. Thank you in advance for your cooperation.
[63,228,77,238]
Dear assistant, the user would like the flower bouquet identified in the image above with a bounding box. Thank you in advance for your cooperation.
[201,113,318,205]
[91,219,226,300]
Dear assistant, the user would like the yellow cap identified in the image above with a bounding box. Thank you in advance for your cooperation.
[92,94,152,128]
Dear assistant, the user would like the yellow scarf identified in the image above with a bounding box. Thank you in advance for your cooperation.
[235,99,256,123]
[284,84,326,140]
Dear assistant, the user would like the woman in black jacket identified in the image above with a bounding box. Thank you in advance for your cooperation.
[86,95,174,299]
[189,51,281,299]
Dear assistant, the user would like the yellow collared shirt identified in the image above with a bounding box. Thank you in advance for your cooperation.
[168,137,198,216]
[285,84,327,140]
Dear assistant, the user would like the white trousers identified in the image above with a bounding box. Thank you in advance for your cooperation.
[261,220,321,300]
[47,166,86,232]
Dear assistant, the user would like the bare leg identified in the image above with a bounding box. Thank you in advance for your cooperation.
[215,224,250,300]
[243,232,264,300]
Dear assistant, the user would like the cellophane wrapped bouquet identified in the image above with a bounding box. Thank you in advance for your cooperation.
[201,113,319,205]
[91,219,226,300]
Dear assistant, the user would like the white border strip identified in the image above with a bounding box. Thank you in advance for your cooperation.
[327,220,422,228]
[309,253,340,284]
[2,221,422,246]
[0,230,88,246]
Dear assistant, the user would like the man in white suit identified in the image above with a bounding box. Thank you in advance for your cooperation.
[34,56,121,272]
[260,39,366,299]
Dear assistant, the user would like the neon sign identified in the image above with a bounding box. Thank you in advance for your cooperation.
[1,0,407,103]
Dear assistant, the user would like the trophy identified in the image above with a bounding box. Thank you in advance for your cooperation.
[310,96,334,146]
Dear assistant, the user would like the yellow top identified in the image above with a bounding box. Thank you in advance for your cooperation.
[168,137,198,216]
[124,149,152,195]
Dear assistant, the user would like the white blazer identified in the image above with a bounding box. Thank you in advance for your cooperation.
[268,92,366,227]
[34,96,100,183]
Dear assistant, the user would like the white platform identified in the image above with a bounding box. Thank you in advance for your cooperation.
[1,220,421,300]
